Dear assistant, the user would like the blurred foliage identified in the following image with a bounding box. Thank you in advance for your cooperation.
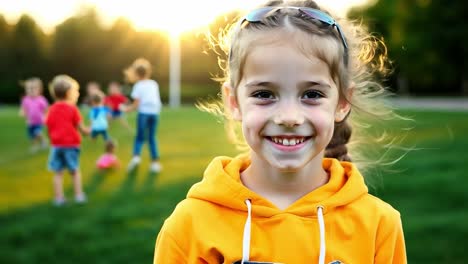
[0,7,239,104]
[1,1,467,103]
[349,0,468,95]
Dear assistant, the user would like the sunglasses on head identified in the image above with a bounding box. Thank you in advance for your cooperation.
[240,6,348,64]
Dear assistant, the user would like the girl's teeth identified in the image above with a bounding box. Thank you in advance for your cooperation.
[271,137,305,146]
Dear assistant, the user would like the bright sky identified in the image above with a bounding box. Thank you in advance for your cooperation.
[0,0,369,34]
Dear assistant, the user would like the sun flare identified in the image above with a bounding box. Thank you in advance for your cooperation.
[0,0,370,34]
[78,0,267,35]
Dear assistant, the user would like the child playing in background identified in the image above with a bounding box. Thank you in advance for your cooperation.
[89,93,110,141]
[105,81,130,129]
[82,81,105,108]
[96,140,119,170]
[19,77,49,153]
[154,1,407,263]
[121,58,163,173]
[46,75,90,206]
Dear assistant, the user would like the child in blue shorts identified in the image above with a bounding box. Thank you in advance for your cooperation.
[45,75,90,206]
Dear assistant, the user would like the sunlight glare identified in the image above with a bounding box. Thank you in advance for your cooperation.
[93,0,370,35]
[0,0,370,34]
[90,0,265,35]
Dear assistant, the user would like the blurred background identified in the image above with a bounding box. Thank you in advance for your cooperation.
[0,0,467,263]
[0,0,465,104]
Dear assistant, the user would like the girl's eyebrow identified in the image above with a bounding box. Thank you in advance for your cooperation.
[299,80,331,89]
[245,80,331,89]
[244,81,277,89]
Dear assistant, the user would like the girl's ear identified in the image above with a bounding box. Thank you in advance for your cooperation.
[223,82,241,121]
[335,83,354,122]
[335,101,351,122]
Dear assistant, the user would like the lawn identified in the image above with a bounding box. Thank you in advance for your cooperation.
[0,106,467,263]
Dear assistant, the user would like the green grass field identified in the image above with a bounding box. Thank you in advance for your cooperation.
[0,106,467,263]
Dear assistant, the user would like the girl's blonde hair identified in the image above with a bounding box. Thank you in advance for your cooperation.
[200,0,408,173]
[124,58,152,83]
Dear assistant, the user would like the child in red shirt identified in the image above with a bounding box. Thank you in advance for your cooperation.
[105,81,130,129]
[45,75,90,206]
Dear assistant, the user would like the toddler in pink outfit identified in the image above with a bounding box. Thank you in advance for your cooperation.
[96,140,119,169]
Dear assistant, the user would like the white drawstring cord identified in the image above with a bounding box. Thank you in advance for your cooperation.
[241,199,252,264]
[317,206,326,264]
[241,200,326,264]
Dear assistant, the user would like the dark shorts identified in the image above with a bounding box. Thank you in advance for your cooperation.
[27,124,43,139]
[91,130,110,141]
[111,110,122,118]
[48,147,80,173]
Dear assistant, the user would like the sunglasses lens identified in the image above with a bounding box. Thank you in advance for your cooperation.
[299,8,334,25]
[245,7,276,22]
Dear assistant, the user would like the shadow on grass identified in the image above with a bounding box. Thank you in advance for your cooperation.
[141,171,159,193]
[0,174,198,264]
[84,169,107,196]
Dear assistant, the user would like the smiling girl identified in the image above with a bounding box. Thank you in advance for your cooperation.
[153,1,407,263]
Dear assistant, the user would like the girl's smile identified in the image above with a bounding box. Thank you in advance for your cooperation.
[266,135,312,152]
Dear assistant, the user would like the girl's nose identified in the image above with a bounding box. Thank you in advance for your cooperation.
[273,101,304,127]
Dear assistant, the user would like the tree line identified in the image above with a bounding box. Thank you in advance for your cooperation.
[1,1,467,104]
[0,7,228,104]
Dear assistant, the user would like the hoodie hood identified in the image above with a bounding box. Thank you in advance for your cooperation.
[187,155,368,217]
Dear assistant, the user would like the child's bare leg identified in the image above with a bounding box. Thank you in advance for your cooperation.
[120,116,132,131]
[53,171,65,201]
[35,133,47,147]
[33,134,40,145]
[30,132,47,152]
[71,170,84,197]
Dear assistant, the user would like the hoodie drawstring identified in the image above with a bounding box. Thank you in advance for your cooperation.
[241,199,252,264]
[241,200,327,264]
[317,206,326,264]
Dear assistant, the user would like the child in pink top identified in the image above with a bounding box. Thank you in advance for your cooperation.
[96,140,119,170]
[20,77,49,153]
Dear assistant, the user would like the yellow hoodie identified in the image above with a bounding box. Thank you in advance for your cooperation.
[154,156,406,264]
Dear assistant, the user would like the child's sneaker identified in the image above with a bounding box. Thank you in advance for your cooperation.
[75,193,87,204]
[150,161,162,173]
[127,156,141,171]
[53,198,66,207]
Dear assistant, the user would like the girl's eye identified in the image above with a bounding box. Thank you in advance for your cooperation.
[251,90,274,100]
[302,90,324,100]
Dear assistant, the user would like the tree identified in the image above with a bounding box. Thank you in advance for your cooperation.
[1,14,47,102]
[51,7,108,86]
[349,0,468,95]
